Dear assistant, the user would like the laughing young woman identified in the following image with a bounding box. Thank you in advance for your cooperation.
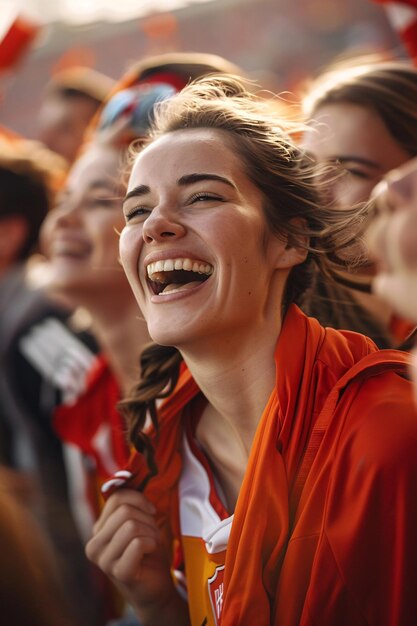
[86,76,417,626]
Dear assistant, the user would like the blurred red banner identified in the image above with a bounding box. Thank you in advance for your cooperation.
[0,13,41,72]
[373,0,417,62]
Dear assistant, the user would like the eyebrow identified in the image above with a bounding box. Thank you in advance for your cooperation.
[58,179,118,202]
[89,179,119,190]
[123,173,236,204]
[123,185,150,204]
[177,173,237,189]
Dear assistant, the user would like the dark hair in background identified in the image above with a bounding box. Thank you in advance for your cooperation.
[0,145,51,260]
[118,74,364,481]
[45,66,115,106]
[54,87,103,108]
[303,58,417,158]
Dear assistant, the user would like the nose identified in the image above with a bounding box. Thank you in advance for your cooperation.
[386,170,415,211]
[52,194,84,226]
[142,204,186,244]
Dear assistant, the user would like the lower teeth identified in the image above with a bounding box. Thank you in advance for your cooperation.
[160,281,202,295]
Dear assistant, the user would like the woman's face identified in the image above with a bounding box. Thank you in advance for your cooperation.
[41,143,127,301]
[119,128,301,348]
[367,156,417,323]
[303,102,411,208]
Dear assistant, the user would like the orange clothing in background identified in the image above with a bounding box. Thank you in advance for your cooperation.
[104,305,417,626]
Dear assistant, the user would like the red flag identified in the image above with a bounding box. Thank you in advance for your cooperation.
[0,11,41,72]
[373,0,417,62]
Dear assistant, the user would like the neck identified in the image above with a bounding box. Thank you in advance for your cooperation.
[182,313,282,453]
[181,313,283,512]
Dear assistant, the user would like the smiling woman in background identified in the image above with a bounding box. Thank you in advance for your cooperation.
[301,59,417,348]
[367,155,417,405]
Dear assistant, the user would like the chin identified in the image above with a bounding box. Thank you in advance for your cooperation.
[148,327,181,348]
[147,319,197,349]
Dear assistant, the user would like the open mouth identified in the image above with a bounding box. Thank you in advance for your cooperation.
[146,257,213,296]
[51,240,90,260]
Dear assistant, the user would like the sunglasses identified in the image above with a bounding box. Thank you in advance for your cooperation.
[98,81,178,137]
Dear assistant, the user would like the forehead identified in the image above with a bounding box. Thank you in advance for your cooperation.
[129,128,241,187]
[68,143,121,189]
[304,101,412,175]
[304,102,391,155]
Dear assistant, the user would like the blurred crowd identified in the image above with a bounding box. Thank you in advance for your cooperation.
[1,2,417,625]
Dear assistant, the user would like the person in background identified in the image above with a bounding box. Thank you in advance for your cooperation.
[367,155,417,401]
[301,58,417,348]
[0,137,101,626]
[37,66,115,165]
[0,138,53,468]
[85,75,417,626]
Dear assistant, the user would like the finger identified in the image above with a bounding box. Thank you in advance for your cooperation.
[109,536,158,584]
[86,517,157,579]
[92,501,159,549]
[93,489,156,533]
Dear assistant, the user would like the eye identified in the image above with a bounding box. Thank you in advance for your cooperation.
[335,161,374,181]
[344,168,373,180]
[189,192,223,204]
[124,205,151,222]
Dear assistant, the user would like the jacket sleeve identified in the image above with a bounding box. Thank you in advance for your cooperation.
[305,370,417,626]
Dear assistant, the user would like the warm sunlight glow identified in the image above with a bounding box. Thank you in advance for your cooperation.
[6,0,217,25]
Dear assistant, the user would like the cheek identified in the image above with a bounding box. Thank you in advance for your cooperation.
[358,179,379,202]
[102,235,122,266]
[337,178,375,207]
[119,226,143,278]
[91,220,119,253]
[39,213,58,256]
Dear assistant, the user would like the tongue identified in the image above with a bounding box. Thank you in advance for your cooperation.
[161,281,202,295]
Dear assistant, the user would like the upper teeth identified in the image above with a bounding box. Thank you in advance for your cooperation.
[147,258,213,280]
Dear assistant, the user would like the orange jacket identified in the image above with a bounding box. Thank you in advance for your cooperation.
[106,305,417,625]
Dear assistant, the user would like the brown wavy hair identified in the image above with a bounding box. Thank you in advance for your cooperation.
[303,59,417,157]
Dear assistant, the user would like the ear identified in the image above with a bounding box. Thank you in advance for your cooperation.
[0,216,29,264]
[273,218,309,270]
